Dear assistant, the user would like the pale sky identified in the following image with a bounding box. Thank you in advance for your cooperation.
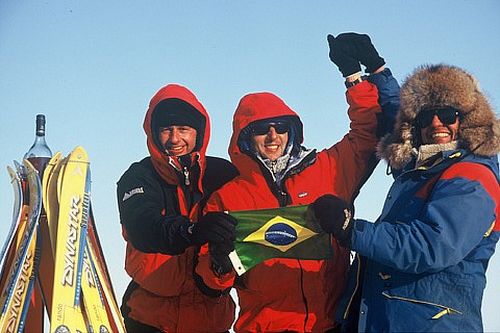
[1,1,499,331]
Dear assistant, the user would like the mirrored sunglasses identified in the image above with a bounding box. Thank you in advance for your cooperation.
[416,107,460,128]
[249,121,290,135]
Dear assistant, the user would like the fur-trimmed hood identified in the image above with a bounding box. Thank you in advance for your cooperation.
[378,64,500,169]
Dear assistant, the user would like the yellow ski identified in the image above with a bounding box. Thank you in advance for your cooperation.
[0,227,38,333]
[0,160,41,332]
[3,225,38,333]
[49,146,89,333]
[38,152,64,318]
[42,151,63,255]
[80,244,111,333]
[86,228,125,333]
[19,160,47,333]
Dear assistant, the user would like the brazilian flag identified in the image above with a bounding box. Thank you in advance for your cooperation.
[227,205,333,275]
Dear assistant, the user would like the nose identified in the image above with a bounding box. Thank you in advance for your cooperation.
[266,126,278,140]
[168,128,181,144]
[431,114,444,127]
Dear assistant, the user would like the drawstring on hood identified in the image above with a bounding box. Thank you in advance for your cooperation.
[378,64,500,170]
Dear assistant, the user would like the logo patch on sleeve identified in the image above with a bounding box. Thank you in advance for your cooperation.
[122,187,144,201]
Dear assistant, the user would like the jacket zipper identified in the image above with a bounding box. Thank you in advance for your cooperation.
[264,178,310,328]
[343,253,362,320]
[183,166,190,186]
[269,149,317,207]
[381,292,463,318]
[264,151,316,330]
[253,149,317,330]
[168,155,201,212]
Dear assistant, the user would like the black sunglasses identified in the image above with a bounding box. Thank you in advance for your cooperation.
[249,121,290,135]
[416,107,460,128]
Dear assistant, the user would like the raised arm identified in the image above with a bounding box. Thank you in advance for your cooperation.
[322,33,399,201]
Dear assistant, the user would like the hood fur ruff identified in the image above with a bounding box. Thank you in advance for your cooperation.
[378,64,500,169]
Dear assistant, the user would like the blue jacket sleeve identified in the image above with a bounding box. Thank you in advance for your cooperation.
[367,68,400,138]
[351,171,497,274]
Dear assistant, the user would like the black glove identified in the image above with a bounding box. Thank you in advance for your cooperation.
[209,240,234,276]
[189,212,237,245]
[335,32,385,73]
[311,194,353,247]
[327,34,361,77]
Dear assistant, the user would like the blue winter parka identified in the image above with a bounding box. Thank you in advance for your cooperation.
[338,149,499,332]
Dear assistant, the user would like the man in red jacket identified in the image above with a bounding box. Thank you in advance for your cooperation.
[117,84,239,332]
[195,33,400,331]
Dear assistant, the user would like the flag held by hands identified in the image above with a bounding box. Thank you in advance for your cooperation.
[227,205,333,275]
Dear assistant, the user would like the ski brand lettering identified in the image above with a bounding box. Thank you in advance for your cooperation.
[122,187,144,201]
[4,221,33,296]
[83,252,96,288]
[5,251,32,333]
[62,196,80,286]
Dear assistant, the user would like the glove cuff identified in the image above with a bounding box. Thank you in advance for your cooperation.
[365,57,386,73]
[345,75,366,88]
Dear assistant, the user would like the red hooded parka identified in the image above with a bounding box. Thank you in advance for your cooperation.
[197,81,382,332]
[118,84,236,332]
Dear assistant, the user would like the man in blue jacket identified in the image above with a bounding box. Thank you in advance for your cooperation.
[313,64,500,332]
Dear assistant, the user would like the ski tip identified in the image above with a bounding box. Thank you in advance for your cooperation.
[13,160,27,178]
[13,160,22,169]
[7,164,14,175]
[43,153,63,187]
[69,146,89,162]
[23,159,38,174]
[50,151,63,161]
[6,165,20,182]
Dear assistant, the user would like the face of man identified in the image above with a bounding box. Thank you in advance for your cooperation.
[418,108,460,145]
[251,123,289,162]
[158,125,197,156]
